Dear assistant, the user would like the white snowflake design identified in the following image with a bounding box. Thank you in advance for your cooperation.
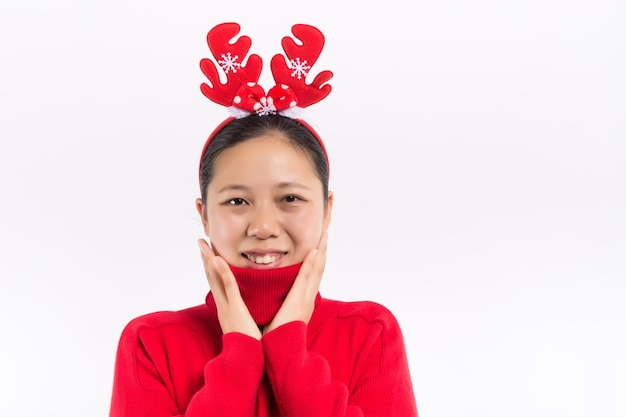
[218,52,241,74]
[290,57,311,79]
[254,97,277,116]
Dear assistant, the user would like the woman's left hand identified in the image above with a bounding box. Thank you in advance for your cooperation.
[198,238,262,340]
[264,232,329,334]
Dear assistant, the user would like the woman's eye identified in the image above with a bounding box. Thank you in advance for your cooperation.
[282,195,300,203]
[227,198,246,205]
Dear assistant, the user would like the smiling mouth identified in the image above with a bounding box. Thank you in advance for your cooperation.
[242,252,286,265]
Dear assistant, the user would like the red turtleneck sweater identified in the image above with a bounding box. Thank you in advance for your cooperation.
[109,265,418,416]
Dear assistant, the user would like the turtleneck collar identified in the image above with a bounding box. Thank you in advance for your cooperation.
[205,262,320,327]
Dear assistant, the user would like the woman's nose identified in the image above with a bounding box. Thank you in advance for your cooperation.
[247,204,280,239]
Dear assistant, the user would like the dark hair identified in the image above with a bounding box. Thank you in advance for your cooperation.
[199,114,329,203]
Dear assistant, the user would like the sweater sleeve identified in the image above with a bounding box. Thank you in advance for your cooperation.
[109,320,264,417]
[262,318,418,417]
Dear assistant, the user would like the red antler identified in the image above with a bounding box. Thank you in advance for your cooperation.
[270,24,333,108]
[200,22,263,107]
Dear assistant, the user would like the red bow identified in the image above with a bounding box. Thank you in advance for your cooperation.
[233,83,298,115]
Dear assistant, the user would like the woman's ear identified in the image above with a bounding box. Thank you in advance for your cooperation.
[323,191,334,232]
[195,198,210,236]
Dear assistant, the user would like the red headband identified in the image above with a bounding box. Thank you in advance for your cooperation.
[198,22,333,179]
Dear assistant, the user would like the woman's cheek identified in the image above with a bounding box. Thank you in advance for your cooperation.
[208,214,245,262]
[289,209,324,249]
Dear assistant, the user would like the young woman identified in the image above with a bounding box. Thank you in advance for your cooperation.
[109,23,418,417]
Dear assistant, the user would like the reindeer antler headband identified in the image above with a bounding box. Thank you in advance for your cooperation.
[198,22,333,169]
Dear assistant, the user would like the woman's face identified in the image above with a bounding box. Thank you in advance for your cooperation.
[196,132,333,269]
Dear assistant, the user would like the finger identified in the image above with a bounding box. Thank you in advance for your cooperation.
[308,232,329,280]
[296,232,328,276]
[291,232,328,296]
[312,231,329,275]
[198,239,226,298]
[212,255,242,301]
[197,239,216,279]
[198,239,243,304]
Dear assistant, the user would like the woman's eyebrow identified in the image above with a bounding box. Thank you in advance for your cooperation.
[217,182,312,193]
[216,184,250,193]
[277,181,311,190]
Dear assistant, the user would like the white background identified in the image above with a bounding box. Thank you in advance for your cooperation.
[1,1,625,416]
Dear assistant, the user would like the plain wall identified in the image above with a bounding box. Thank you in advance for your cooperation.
[1,0,625,416]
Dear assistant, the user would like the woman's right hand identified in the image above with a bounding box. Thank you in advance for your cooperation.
[198,239,262,340]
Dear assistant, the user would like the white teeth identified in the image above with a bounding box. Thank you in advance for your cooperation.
[247,254,278,264]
